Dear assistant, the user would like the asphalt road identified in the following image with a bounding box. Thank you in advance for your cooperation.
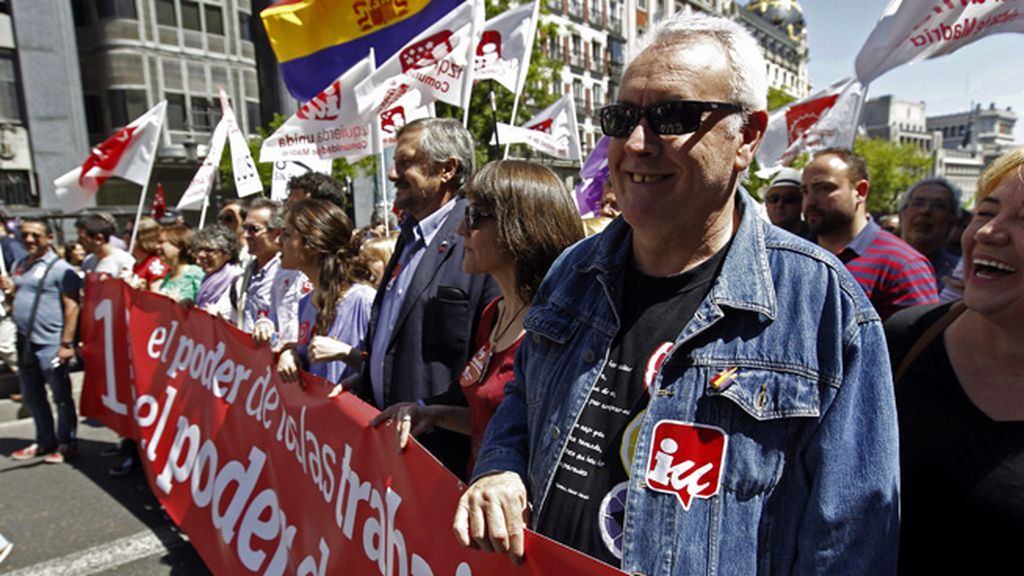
[0,413,212,575]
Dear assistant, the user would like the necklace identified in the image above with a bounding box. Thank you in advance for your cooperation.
[490,299,528,348]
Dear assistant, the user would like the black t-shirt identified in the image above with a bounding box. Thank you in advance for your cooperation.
[535,245,728,566]
[886,303,1024,575]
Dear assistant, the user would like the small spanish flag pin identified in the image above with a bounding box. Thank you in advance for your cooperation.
[710,367,739,390]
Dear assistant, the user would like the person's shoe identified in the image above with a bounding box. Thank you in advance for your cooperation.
[108,455,139,477]
[10,443,49,461]
[8,393,21,402]
[44,443,76,464]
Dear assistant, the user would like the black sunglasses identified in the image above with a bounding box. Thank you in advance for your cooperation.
[598,100,743,138]
[463,204,494,230]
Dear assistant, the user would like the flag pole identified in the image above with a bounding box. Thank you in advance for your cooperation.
[488,80,501,160]
[198,195,211,229]
[368,48,391,237]
[128,104,167,254]
[503,0,540,159]
[461,0,481,128]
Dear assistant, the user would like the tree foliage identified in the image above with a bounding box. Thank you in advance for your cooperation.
[854,137,932,214]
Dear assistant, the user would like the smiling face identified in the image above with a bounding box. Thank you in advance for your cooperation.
[607,37,760,255]
[194,244,228,275]
[21,221,51,261]
[243,207,280,263]
[961,173,1024,320]
[388,127,449,222]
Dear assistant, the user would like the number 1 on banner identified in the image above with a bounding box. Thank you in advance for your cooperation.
[94,298,128,415]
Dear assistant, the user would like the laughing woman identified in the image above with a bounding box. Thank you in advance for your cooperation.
[372,160,584,474]
[886,148,1024,574]
[276,199,376,385]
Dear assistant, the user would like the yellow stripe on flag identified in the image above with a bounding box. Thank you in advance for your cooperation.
[261,0,435,63]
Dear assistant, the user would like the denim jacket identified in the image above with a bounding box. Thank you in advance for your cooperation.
[474,191,900,575]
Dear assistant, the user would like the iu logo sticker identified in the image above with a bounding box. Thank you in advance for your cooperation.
[645,420,728,511]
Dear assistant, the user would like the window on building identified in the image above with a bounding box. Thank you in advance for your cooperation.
[108,89,147,128]
[181,0,201,31]
[239,12,252,41]
[571,35,582,66]
[637,0,646,11]
[96,0,138,20]
[167,92,187,130]
[156,0,176,26]
[573,79,584,111]
[191,96,215,130]
[83,94,103,134]
[0,54,20,123]
[593,84,603,109]
[247,102,260,133]
[205,5,224,35]
[591,40,602,72]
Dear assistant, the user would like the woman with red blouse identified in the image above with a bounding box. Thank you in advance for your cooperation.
[372,160,584,475]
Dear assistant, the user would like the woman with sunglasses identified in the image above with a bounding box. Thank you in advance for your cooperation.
[276,199,376,385]
[371,160,584,475]
[192,224,242,319]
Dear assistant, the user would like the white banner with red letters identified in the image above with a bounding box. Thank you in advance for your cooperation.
[493,95,582,161]
[856,0,1024,84]
[79,276,626,576]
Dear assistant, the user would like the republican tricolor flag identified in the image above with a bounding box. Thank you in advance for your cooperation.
[55,101,166,212]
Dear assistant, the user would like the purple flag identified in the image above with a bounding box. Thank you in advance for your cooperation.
[574,136,609,216]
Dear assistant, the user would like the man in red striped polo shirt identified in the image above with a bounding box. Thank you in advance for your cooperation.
[802,148,938,319]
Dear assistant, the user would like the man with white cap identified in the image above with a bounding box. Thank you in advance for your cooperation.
[765,167,807,236]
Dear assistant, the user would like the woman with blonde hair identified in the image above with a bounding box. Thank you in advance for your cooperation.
[886,147,1024,573]
[277,199,376,384]
[372,160,584,475]
[130,216,169,290]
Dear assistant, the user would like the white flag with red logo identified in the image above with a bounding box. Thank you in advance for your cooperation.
[54,101,166,211]
[178,118,229,210]
[492,94,582,161]
[474,2,537,93]
[353,1,481,119]
[856,0,1024,85]
[756,76,866,168]
[220,90,263,197]
[377,89,433,149]
[260,57,375,163]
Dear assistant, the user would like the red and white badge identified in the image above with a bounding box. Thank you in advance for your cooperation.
[645,420,728,510]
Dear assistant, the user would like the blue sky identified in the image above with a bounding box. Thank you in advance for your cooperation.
[801,1,1024,141]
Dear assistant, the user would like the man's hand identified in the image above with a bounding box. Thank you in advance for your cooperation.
[308,336,351,363]
[56,344,76,364]
[453,472,530,564]
[369,402,438,452]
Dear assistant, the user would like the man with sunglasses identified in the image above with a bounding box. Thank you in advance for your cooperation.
[230,198,308,347]
[765,166,808,237]
[457,11,898,575]
[352,118,498,474]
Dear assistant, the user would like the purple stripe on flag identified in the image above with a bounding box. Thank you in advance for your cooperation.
[574,136,610,216]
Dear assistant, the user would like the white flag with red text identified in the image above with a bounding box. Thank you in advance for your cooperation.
[493,94,581,161]
[178,118,229,210]
[260,57,375,163]
[474,2,537,93]
[756,76,866,168]
[377,89,433,149]
[354,1,481,119]
[220,90,263,197]
[54,101,166,211]
[856,0,1024,84]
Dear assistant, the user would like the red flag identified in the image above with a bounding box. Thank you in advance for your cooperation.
[151,183,166,220]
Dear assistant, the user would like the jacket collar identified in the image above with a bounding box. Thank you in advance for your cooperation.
[574,189,777,321]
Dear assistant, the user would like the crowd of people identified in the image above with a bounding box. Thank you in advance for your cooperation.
[1,10,1021,574]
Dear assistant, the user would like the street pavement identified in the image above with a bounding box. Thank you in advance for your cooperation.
[0,374,212,575]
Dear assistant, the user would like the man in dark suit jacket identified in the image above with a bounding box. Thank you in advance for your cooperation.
[353,118,498,474]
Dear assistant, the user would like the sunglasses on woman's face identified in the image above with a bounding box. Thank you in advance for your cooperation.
[598,100,743,138]
[464,204,494,230]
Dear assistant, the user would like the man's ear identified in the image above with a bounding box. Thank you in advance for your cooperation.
[735,109,768,171]
[438,157,459,184]
[854,178,870,206]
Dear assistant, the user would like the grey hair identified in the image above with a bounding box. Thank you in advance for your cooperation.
[249,198,285,230]
[899,177,963,217]
[398,117,476,189]
[627,10,768,133]
[193,224,240,263]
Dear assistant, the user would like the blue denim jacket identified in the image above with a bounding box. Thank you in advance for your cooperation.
[474,191,900,575]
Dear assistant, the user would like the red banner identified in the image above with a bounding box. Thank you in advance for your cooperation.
[79,277,624,576]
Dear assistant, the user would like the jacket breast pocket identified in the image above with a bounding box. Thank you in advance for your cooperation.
[700,367,820,500]
[522,309,585,411]
[422,285,469,364]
